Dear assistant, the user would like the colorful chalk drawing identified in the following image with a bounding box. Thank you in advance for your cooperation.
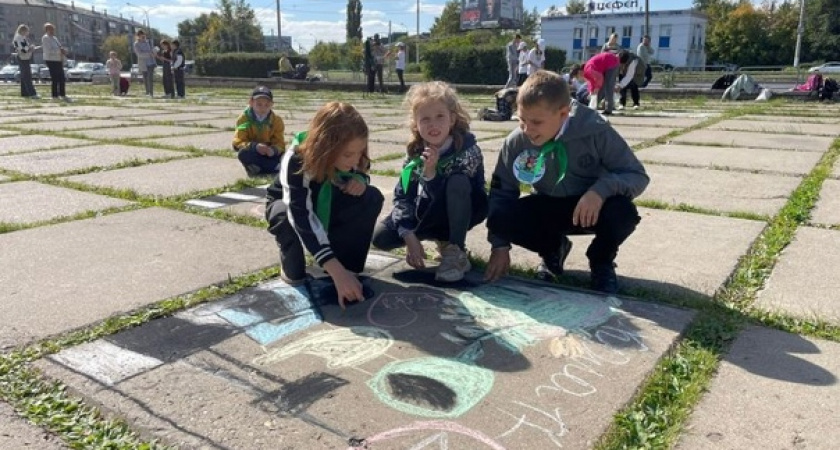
[367,357,494,418]
[496,401,569,447]
[253,327,394,369]
[367,292,447,328]
[217,285,321,346]
[346,420,506,450]
[441,284,619,362]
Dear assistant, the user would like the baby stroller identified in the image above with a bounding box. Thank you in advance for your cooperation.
[119,77,130,96]
[292,64,309,80]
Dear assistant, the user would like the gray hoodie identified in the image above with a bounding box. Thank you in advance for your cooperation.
[487,101,649,248]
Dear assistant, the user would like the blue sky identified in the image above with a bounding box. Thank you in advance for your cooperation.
[84,0,704,52]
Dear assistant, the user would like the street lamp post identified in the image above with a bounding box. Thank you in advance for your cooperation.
[793,0,806,84]
[415,0,420,64]
[126,2,153,47]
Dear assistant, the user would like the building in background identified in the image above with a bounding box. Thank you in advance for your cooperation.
[1,0,143,63]
[541,8,708,69]
[461,0,524,31]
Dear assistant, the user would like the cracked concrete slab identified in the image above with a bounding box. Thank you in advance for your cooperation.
[78,125,216,140]
[5,119,139,132]
[0,402,67,450]
[811,180,840,226]
[0,135,95,155]
[0,144,183,176]
[139,131,240,152]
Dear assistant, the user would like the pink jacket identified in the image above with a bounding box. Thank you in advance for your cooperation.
[585,52,620,74]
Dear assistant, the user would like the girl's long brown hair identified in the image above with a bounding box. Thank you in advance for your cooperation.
[299,102,370,183]
[403,81,471,157]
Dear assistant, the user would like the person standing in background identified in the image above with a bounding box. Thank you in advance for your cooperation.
[133,30,156,97]
[41,22,69,101]
[171,39,186,99]
[636,35,654,87]
[504,34,521,88]
[390,42,407,93]
[157,39,174,99]
[517,41,529,86]
[105,51,122,96]
[371,34,387,93]
[13,24,40,99]
[602,32,622,54]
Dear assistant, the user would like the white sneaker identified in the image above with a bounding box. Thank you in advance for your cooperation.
[633,105,640,110]
[616,104,625,110]
[436,244,470,282]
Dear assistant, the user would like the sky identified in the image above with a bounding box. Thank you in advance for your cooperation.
[79,0,705,52]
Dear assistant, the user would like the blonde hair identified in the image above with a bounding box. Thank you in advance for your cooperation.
[403,81,471,157]
[299,102,370,183]
[44,23,55,33]
[16,24,29,35]
[517,70,571,110]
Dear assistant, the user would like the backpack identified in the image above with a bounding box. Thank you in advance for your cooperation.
[820,77,838,100]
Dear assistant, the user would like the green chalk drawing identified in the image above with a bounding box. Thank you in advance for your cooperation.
[368,357,494,418]
[253,326,393,368]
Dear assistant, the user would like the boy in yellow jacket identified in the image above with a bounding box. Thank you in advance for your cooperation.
[233,86,286,176]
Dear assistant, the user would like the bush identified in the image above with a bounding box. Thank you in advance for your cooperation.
[196,53,308,78]
[422,45,566,85]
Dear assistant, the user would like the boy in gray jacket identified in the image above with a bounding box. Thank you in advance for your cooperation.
[483,70,649,293]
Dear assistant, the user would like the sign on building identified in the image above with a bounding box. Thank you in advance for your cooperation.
[460,0,524,30]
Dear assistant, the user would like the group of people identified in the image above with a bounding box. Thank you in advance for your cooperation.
[132,30,186,99]
[580,33,655,114]
[12,22,71,101]
[505,34,546,89]
[232,70,649,307]
[363,34,407,95]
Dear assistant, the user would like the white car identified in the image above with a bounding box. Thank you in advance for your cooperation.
[0,64,19,82]
[809,62,840,74]
[66,62,107,81]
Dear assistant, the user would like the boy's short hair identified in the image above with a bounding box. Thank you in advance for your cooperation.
[172,39,180,47]
[517,70,570,110]
[251,86,273,101]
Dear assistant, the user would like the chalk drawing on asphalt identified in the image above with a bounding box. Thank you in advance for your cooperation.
[346,420,507,450]
[217,285,322,346]
[366,292,447,329]
[496,401,569,448]
[367,357,494,418]
[253,327,394,369]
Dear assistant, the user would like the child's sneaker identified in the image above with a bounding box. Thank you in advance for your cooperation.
[590,261,619,294]
[616,104,625,110]
[434,240,449,262]
[436,244,470,282]
[535,236,573,282]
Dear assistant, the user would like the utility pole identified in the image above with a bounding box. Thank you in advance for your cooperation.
[276,0,282,52]
[644,0,649,36]
[793,0,806,83]
[416,0,420,64]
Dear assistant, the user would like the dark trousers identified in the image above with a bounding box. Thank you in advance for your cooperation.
[19,60,37,97]
[517,73,528,86]
[237,148,281,177]
[366,68,376,93]
[372,174,488,251]
[162,62,173,97]
[396,69,405,92]
[487,194,640,264]
[374,64,384,92]
[174,69,185,97]
[642,65,652,88]
[620,80,640,107]
[267,186,384,281]
[597,66,619,112]
[46,60,65,98]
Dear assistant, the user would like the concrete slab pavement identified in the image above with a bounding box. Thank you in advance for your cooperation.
[810,180,840,226]
[0,145,184,176]
[0,402,67,449]
[78,125,216,140]
[756,227,840,322]
[4,119,140,132]
[63,156,244,198]
[672,130,834,152]
[139,131,241,152]
[0,181,131,225]
[739,114,840,124]
[36,267,695,449]
[677,326,840,450]
[637,144,822,176]
[710,119,840,137]
[638,164,801,217]
[0,207,276,349]
[0,135,95,156]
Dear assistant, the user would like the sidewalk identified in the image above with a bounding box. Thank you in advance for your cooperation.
[0,89,838,449]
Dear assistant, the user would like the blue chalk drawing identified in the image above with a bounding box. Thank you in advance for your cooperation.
[443,283,619,362]
[368,357,494,418]
[217,285,321,346]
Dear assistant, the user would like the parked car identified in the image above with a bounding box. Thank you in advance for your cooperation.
[0,64,19,82]
[809,62,840,74]
[14,63,44,82]
[66,62,107,81]
[39,60,75,81]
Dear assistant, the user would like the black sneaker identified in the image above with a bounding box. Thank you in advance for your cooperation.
[536,237,573,281]
[590,261,619,294]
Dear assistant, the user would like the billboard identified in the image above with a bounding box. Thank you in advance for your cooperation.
[460,0,524,30]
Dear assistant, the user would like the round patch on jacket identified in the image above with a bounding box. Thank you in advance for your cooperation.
[513,148,545,185]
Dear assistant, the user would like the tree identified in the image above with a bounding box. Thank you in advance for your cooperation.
[197,0,264,54]
[566,0,588,14]
[521,7,542,37]
[346,0,362,41]
[804,0,840,61]
[100,34,131,69]
[430,0,461,36]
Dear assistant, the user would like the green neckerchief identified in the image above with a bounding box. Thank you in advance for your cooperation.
[290,132,367,230]
[235,107,270,132]
[399,145,460,193]
[532,139,568,185]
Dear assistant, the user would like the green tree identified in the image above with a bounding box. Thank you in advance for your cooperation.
[521,7,542,37]
[430,0,461,36]
[706,3,767,65]
[804,0,840,61]
[308,41,344,70]
[566,0,588,14]
[100,34,131,69]
[200,0,264,53]
[346,0,363,41]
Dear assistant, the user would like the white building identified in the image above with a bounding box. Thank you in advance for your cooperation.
[541,8,708,69]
